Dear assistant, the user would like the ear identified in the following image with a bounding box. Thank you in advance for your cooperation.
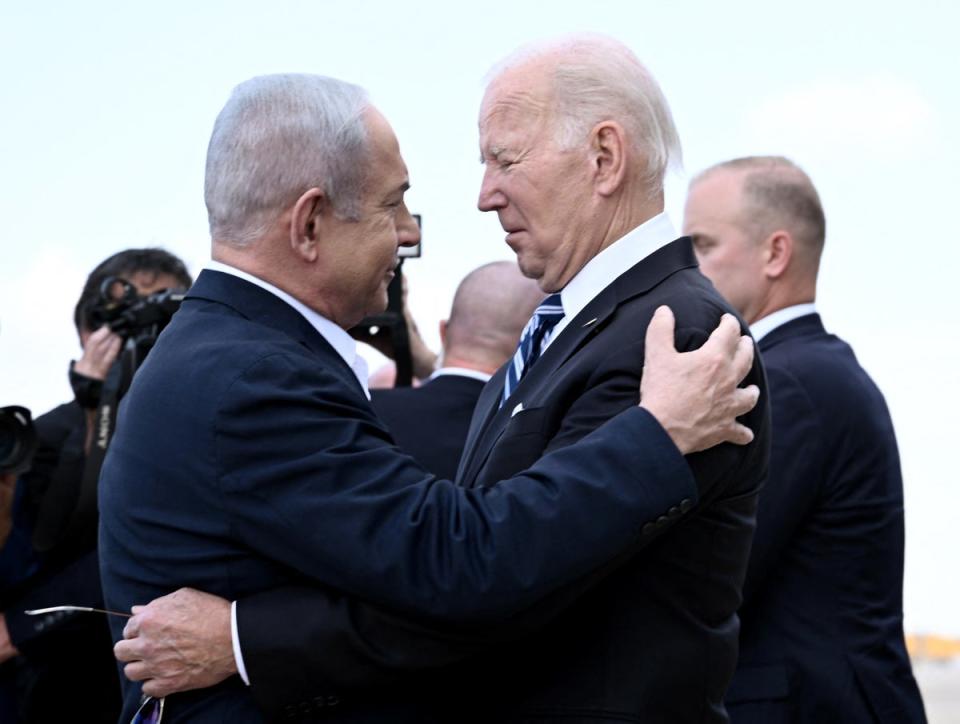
[289,187,327,262]
[763,230,793,279]
[438,319,448,348]
[590,121,628,196]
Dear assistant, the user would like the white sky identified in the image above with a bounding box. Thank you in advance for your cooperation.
[1,0,958,635]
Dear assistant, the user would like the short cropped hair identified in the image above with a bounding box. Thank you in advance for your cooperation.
[489,34,682,196]
[73,248,192,334]
[204,74,370,247]
[696,156,826,254]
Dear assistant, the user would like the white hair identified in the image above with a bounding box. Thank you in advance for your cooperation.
[204,73,370,247]
[488,34,682,195]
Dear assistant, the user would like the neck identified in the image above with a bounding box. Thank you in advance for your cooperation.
[597,187,664,254]
[746,282,817,325]
[441,351,500,376]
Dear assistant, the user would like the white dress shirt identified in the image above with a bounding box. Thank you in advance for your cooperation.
[750,303,818,342]
[427,367,493,384]
[545,212,679,349]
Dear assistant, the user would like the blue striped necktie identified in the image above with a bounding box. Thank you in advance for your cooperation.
[501,293,564,407]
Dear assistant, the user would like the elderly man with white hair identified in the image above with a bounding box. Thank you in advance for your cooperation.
[106,38,768,724]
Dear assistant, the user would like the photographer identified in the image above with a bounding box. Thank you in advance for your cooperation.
[0,248,191,723]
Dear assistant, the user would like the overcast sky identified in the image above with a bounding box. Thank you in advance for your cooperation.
[1,0,957,636]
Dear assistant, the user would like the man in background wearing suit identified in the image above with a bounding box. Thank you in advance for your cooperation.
[100,69,760,722]
[372,261,543,478]
[115,36,770,723]
[684,156,926,723]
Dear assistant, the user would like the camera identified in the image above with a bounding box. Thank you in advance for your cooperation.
[0,405,36,475]
[88,276,186,344]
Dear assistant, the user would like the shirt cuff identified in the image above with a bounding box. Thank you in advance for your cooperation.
[231,601,250,686]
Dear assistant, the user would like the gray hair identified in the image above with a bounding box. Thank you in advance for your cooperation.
[204,73,370,247]
[695,156,826,255]
[488,34,682,196]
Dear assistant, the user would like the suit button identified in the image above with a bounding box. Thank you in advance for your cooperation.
[680,498,693,513]
[642,522,656,536]
[668,506,680,517]
[327,695,340,707]
[284,704,297,718]
[300,701,312,715]
[656,515,668,527]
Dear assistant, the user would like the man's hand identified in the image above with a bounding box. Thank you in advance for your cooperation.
[74,326,123,381]
[115,588,236,698]
[0,613,20,665]
[640,306,759,454]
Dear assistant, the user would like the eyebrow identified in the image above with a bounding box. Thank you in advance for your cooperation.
[386,180,410,200]
[479,145,506,164]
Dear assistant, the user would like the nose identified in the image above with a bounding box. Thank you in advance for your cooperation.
[477,165,506,212]
[397,203,421,249]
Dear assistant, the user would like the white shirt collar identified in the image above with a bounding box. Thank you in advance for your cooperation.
[750,303,818,342]
[547,212,678,347]
[428,367,492,383]
[205,260,369,397]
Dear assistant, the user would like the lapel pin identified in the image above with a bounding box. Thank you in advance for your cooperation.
[582,318,598,328]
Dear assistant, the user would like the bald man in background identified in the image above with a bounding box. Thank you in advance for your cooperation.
[372,261,543,479]
[684,156,925,723]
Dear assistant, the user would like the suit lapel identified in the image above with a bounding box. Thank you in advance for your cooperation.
[455,365,508,484]
[458,237,698,486]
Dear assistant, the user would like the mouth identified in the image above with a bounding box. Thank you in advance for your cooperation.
[504,229,525,245]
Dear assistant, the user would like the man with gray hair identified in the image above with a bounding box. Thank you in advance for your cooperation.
[100,67,761,723]
[684,156,925,723]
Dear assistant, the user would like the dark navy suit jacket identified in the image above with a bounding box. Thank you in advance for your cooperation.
[725,314,925,724]
[234,238,771,723]
[370,373,485,480]
[97,270,701,723]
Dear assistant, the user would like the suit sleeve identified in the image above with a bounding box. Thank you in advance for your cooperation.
[235,328,745,715]
[740,363,823,603]
[217,352,697,624]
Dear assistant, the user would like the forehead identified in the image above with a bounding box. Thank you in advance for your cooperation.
[126,270,183,295]
[479,64,552,142]
[685,170,747,222]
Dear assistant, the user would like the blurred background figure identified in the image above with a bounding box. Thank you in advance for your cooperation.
[371,260,544,479]
[684,156,926,723]
[0,248,191,723]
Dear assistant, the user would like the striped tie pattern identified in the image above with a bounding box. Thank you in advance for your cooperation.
[501,293,564,407]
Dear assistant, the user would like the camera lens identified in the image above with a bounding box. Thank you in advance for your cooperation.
[0,406,36,475]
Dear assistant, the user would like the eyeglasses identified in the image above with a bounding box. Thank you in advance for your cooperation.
[26,606,164,723]
[132,695,164,724]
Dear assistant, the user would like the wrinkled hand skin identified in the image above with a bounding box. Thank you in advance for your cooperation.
[0,612,20,665]
[640,306,760,455]
[115,588,236,698]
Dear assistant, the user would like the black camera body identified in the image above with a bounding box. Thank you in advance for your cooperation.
[0,405,36,475]
[88,276,186,344]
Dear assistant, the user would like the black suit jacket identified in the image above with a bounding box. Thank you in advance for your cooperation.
[98,270,702,723]
[370,373,485,480]
[725,314,925,724]
[236,238,771,723]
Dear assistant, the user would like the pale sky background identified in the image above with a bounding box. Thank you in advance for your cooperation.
[0,0,957,637]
